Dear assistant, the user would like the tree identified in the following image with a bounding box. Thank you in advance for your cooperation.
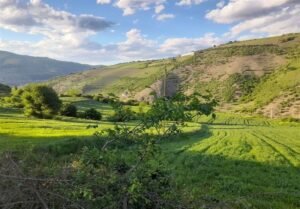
[60,103,77,117]
[21,85,61,118]
[82,108,102,120]
[108,99,136,122]
[3,87,24,108]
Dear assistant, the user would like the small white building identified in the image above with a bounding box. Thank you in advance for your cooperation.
[181,52,195,57]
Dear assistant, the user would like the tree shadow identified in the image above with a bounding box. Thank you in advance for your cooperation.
[161,125,300,209]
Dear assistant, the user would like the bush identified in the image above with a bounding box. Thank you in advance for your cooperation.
[21,85,61,118]
[108,101,136,122]
[60,103,77,117]
[82,108,102,120]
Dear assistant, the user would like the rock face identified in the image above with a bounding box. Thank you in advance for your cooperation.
[134,72,180,102]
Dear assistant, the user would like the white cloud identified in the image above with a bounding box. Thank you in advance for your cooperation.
[0,0,113,42]
[155,4,165,14]
[110,0,166,16]
[176,0,205,6]
[159,33,220,55]
[97,0,111,4]
[0,26,220,64]
[206,0,296,23]
[228,5,300,37]
[216,1,225,8]
[206,0,300,38]
[156,13,175,21]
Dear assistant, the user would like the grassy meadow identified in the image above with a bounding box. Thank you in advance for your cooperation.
[0,97,299,208]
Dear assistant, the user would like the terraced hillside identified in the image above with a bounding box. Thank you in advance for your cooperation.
[46,57,188,97]
[47,33,300,118]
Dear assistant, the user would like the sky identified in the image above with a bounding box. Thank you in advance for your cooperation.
[0,0,299,65]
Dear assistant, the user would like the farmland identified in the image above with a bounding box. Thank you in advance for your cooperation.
[0,98,299,209]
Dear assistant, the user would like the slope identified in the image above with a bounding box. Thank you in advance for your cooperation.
[47,33,300,118]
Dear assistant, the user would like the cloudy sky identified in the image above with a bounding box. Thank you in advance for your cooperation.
[0,0,299,64]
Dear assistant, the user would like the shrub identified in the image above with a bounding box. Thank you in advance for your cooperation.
[60,103,77,117]
[21,85,61,118]
[82,108,102,120]
[108,101,136,122]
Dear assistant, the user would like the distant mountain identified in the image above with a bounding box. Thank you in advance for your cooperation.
[0,51,94,86]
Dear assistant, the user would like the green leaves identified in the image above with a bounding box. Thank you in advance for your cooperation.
[21,84,61,118]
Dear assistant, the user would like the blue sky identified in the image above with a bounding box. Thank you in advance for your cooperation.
[0,0,299,64]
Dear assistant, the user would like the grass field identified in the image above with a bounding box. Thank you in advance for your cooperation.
[0,98,299,208]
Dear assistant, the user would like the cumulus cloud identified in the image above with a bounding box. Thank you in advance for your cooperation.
[228,5,300,37]
[206,0,300,38]
[97,0,166,16]
[0,0,113,40]
[159,33,220,54]
[156,13,175,21]
[0,26,220,64]
[0,0,115,64]
[206,0,296,23]
[176,0,205,6]
[97,0,111,4]
[155,4,165,14]
[0,0,217,64]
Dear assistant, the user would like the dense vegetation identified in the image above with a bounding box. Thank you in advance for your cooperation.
[0,93,219,209]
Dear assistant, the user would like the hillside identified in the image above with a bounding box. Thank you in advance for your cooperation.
[0,51,93,86]
[47,33,300,118]
[0,83,11,97]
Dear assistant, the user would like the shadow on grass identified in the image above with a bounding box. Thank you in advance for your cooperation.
[161,125,300,209]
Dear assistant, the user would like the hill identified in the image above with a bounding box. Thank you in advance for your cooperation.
[47,33,300,118]
[0,51,94,86]
[0,83,11,97]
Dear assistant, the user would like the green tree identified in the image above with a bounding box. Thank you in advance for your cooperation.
[60,103,77,117]
[82,108,102,120]
[21,85,61,118]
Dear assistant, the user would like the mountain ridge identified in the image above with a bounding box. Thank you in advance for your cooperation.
[0,50,97,86]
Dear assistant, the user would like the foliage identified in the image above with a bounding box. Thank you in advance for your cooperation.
[223,73,260,102]
[81,108,102,120]
[3,87,24,108]
[60,103,77,117]
[108,99,137,122]
[67,93,216,209]
[0,83,11,97]
[21,85,61,118]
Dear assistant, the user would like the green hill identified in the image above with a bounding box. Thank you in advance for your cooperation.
[0,83,11,97]
[47,33,300,118]
[0,51,94,86]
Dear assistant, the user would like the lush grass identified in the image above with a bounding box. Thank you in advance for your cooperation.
[0,100,299,209]
[161,114,300,209]
[0,107,108,150]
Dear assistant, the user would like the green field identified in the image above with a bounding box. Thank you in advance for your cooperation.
[0,98,299,208]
